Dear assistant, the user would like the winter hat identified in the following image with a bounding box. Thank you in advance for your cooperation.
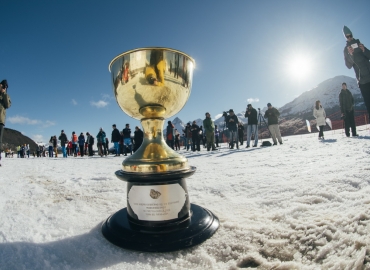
[229,109,234,113]
[0,80,8,89]
[343,26,353,38]
[247,104,252,107]
[61,130,64,133]
[267,103,272,107]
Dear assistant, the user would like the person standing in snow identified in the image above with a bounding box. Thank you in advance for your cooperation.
[182,122,192,150]
[0,80,11,166]
[86,132,94,156]
[174,129,180,150]
[78,132,85,157]
[237,122,245,146]
[343,26,370,119]
[48,136,54,157]
[52,135,58,157]
[71,131,78,157]
[244,104,258,148]
[214,125,220,148]
[313,100,326,140]
[59,130,68,158]
[191,121,201,151]
[203,112,217,151]
[122,124,132,156]
[96,128,106,157]
[111,124,121,156]
[264,103,283,145]
[166,121,175,150]
[339,82,358,137]
[226,109,239,149]
[133,126,144,152]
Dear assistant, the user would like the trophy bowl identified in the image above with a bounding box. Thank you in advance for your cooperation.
[109,47,195,174]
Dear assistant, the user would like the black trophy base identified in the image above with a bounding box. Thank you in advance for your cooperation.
[102,203,219,252]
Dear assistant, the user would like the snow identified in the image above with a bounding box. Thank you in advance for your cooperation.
[1,126,370,269]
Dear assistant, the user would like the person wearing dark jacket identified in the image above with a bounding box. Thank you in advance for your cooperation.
[264,103,282,145]
[59,130,68,157]
[78,133,85,157]
[0,80,11,166]
[237,123,244,146]
[343,26,370,119]
[244,104,258,147]
[52,135,58,157]
[122,124,132,156]
[183,123,192,150]
[96,128,107,157]
[214,125,220,148]
[86,132,94,156]
[133,126,144,152]
[339,82,358,137]
[203,112,217,151]
[226,109,239,149]
[111,124,121,156]
[191,121,200,151]
[166,121,175,149]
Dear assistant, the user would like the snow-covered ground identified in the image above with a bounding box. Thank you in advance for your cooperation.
[1,126,370,269]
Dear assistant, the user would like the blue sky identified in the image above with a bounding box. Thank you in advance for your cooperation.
[1,0,369,143]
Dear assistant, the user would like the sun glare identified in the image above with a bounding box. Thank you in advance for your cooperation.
[286,55,313,80]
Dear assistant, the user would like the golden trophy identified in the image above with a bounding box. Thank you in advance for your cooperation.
[102,48,219,252]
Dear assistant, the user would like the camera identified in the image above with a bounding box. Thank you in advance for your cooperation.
[347,38,361,52]
[222,111,228,118]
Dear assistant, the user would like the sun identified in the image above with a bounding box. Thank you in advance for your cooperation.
[286,54,313,80]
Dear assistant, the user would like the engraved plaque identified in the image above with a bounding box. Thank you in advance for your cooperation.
[128,184,187,221]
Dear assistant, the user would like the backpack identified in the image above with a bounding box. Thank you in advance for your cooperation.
[73,134,78,142]
[167,132,173,140]
[261,141,272,147]
[91,136,95,144]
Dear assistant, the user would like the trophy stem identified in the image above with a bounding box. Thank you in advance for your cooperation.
[121,118,189,173]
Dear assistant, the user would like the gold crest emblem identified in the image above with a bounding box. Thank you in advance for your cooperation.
[150,189,161,199]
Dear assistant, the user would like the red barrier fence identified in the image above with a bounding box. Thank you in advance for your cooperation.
[327,110,368,130]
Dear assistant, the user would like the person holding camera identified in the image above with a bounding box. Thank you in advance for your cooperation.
[226,109,239,149]
[0,80,11,166]
[343,26,370,118]
[339,82,358,137]
[264,103,282,145]
[244,104,258,147]
[313,100,326,140]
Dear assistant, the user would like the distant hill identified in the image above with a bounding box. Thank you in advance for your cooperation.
[2,128,38,152]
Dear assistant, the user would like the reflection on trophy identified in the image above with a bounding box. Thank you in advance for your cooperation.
[102,48,219,252]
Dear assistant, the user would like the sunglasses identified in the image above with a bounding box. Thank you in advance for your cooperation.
[346,35,353,39]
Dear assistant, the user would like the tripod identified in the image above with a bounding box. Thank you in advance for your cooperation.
[257,108,272,144]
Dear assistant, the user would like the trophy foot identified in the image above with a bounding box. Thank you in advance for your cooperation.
[101,204,219,252]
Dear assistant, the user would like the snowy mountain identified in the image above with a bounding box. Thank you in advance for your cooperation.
[279,75,362,117]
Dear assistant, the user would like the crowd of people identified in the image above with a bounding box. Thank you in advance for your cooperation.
[30,124,145,158]
[4,81,364,160]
